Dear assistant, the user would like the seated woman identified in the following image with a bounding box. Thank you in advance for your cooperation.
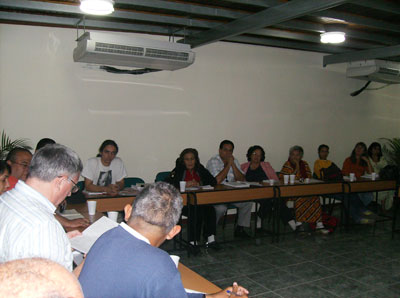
[280,146,328,234]
[0,161,11,195]
[241,145,296,231]
[342,142,374,223]
[81,140,127,196]
[165,148,219,250]
[368,142,394,211]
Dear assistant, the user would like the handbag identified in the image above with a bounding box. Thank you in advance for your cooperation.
[320,163,343,181]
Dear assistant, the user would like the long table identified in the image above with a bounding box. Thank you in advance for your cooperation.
[80,179,398,245]
[66,203,221,294]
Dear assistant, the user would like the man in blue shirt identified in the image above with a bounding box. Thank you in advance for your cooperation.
[79,182,249,298]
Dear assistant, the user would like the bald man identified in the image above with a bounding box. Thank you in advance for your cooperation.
[0,258,83,298]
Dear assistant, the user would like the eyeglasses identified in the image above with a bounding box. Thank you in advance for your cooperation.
[12,162,29,169]
[61,177,80,193]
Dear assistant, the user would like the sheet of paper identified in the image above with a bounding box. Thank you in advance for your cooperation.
[185,288,205,294]
[69,216,118,254]
[59,209,85,220]
[83,190,106,196]
[201,185,214,190]
[222,181,250,188]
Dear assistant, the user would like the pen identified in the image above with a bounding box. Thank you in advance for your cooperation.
[226,290,239,296]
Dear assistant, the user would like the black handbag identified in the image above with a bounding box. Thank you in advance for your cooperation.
[320,163,343,181]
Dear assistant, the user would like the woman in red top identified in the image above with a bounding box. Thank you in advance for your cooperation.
[342,142,373,178]
[342,142,374,224]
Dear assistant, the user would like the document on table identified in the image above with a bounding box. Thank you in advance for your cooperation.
[59,209,85,220]
[222,181,250,188]
[185,289,205,294]
[69,216,118,254]
[83,190,106,196]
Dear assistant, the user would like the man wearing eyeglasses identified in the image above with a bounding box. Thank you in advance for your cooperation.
[0,144,83,275]
[5,148,32,190]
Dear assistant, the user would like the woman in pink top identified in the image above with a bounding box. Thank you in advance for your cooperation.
[241,146,296,231]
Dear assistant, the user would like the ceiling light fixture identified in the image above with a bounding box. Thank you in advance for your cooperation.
[320,31,346,44]
[80,0,114,15]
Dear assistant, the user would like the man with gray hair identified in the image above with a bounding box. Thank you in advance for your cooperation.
[79,182,249,298]
[0,144,83,273]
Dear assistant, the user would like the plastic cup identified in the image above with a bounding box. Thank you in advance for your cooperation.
[371,172,376,180]
[305,178,310,184]
[87,201,97,215]
[289,174,295,184]
[107,211,118,222]
[179,181,186,192]
[349,173,355,182]
[170,255,180,268]
[283,175,289,185]
[269,179,274,186]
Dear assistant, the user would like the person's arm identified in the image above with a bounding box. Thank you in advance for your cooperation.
[73,258,85,278]
[342,158,351,176]
[361,156,373,174]
[84,178,118,195]
[304,161,312,178]
[55,214,89,229]
[116,179,125,191]
[206,283,249,298]
[279,161,292,179]
[231,158,245,181]
[314,161,321,179]
[215,163,231,184]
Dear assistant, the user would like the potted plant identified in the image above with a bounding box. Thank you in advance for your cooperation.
[381,137,400,182]
[0,130,32,160]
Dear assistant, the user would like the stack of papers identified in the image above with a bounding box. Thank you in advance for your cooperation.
[361,173,379,179]
[83,190,106,196]
[201,185,214,190]
[222,181,250,188]
[59,209,85,220]
[69,216,118,254]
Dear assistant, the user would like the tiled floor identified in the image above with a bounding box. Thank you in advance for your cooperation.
[163,216,400,298]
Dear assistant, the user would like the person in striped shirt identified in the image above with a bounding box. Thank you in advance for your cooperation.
[0,144,83,274]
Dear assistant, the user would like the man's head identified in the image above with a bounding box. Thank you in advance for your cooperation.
[124,182,183,247]
[28,144,82,206]
[6,148,32,181]
[98,140,119,166]
[219,140,234,161]
[318,144,330,160]
[0,258,83,298]
[35,138,56,152]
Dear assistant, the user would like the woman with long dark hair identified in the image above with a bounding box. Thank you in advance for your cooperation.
[165,148,219,250]
[368,142,394,210]
[342,142,374,223]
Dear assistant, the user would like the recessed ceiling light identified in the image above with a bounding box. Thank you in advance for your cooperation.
[80,0,114,15]
[320,31,346,44]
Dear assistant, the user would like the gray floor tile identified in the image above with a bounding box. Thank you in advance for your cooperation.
[344,267,399,288]
[275,283,339,298]
[312,254,364,273]
[247,268,303,291]
[316,275,372,297]
[281,261,337,282]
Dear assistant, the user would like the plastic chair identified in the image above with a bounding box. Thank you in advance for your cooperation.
[124,177,145,188]
[77,181,85,191]
[155,171,171,182]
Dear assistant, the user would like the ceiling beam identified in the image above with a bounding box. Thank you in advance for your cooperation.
[228,35,348,54]
[180,0,351,48]
[323,44,400,66]
[116,0,245,19]
[353,0,400,14]
[312,10,400,33]
[254,28,378,49]
[0,0,219,29]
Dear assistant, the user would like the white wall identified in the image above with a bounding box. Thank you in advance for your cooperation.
[1,24,399,182]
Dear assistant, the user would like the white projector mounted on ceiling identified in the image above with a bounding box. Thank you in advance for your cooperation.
[73,32,195,71]
[346,60,400,84]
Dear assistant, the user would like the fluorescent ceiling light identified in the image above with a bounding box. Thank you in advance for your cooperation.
[320,32,346,44]
[80,0,114,15]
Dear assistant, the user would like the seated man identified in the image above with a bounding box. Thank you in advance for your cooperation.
[206,140,252,238]
[82,139,127,196]
[0,144,83,273]
[0,258,84,298]
[5,147,32,190]
[79,182,249,298]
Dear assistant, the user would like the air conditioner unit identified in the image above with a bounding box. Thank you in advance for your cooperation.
[346,60,400,84]
[73,32,195,71]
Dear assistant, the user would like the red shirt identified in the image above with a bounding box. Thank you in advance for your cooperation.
[342,157,368,178]
[184,170,200,183]
[6,175,18,191]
